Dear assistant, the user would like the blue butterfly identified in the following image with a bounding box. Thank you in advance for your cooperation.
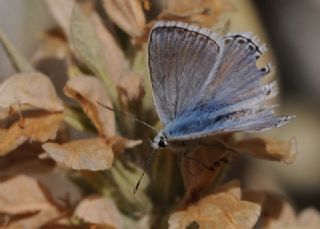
[148,21,292,150]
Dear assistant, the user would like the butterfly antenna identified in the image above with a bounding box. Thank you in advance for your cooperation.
[96,101,158,133]
[134,147,156,194]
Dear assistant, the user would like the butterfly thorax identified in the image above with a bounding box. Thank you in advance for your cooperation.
[151,132,168,149]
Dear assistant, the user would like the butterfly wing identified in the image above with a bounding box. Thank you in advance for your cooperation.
[162,31,292,140]
[198,32,270,105]
[148,21,222,124]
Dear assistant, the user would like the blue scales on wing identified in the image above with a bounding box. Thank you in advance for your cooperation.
[148,21,292,141]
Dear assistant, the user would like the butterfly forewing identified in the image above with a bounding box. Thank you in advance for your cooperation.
[148,21,222,124]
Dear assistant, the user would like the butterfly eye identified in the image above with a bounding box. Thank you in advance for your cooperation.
[158,139,167,148]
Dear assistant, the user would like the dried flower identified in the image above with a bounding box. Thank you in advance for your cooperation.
[0,1,308,229]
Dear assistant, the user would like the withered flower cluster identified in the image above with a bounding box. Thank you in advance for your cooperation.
[0,0,318,229]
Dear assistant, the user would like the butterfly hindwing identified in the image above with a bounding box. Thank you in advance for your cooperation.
[159,30,291,140]
[199,33,270,104]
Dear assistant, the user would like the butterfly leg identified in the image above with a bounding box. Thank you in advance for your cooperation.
[184,138,238,172]
[178,150,198,176]
[182,153,215,171]
[178,149,217,177]
[199,138,239,163]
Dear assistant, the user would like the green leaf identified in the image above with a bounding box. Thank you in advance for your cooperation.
[109,160,152,217]
[70,5,117,101]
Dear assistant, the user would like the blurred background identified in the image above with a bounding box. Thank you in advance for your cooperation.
[1,0,319,211]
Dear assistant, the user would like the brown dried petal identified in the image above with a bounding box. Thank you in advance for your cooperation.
[168,192,261,229]
[35,168,82,207]
[0,112,64,156]
[32,32,70,62]
[244,191,296,229]
[242,190,266,207]
[0,156,53,179]
[74,195,123,229]
[164,0,231,27]
[102,0,146,37]
[0,145,81,208]
[6,207,60,229]
[179,135,233,203]
[117,71,144,103]
[42,138,114,171]
[64,75,115,138]
[181,149,222,203]
[244,190,320,229]
[233,137,297,164]
[0,175,53,214]
[109,136,142,154]
[44,0,75,39]
[214,179,241,200]
[0,73,64,119]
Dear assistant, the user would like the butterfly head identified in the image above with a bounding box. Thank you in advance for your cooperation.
[151,132,168,149]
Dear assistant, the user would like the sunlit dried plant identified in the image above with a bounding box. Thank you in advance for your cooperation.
[0,0,318,229]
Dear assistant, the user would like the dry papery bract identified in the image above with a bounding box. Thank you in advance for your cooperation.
[162,0,232,27]
[0,175,54,214]
[34,168,82,208]
[243,190,320,229]
[102,0,146,37]
[74,195,123,229]
[43,0,76,39]
[178,133,296,205]
[32,31,70,63]
[0,149,83,224]
[232,135,297,164]
[117,71,145,103]
[42,137,141,171]
[0,175,60,229]
[0,145,54,179]
[0,72,63,120]
[0,112,64,156]
[64,75,115,138]
[168,182,261,229]
[169,180,320,229]
[179,139,232,204]
[42,138,113,171]
[0,72,64,157]
[0,1,303,229]
[45,0,144,105]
